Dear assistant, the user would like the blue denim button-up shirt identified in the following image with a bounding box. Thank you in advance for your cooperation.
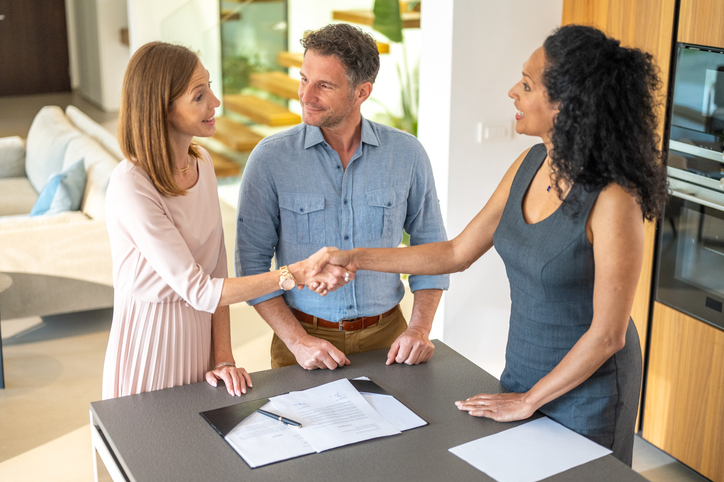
[235,117,449,321]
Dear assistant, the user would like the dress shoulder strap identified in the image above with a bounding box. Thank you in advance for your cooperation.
[508,144,548,203]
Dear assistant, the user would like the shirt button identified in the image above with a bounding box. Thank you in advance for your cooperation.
[299,208,304,212]
[343,199,348,205]
[348,305,353,309]
[344,235,349,240]
[337,165,341,170]
[387,202,392,206]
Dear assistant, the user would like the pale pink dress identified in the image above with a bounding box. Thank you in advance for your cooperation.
[101,148,226,399]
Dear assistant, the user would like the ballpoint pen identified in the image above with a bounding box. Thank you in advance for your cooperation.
[256,408,303,428]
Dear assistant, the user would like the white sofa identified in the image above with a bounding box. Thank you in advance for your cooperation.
[0,106,122,320]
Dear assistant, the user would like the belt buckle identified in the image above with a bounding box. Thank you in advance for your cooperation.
[339,317,360,331]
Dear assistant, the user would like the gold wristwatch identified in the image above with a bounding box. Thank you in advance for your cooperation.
[278,266,296,291]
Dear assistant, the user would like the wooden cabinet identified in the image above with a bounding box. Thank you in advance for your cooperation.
[643,302,724,482]
[678,0,724,45]
[641,3,724,482]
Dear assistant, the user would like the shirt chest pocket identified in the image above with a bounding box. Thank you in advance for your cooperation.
[279,193,326,244]
[363,188,406,241]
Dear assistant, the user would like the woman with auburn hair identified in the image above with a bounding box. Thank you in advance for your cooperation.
[316,25,668,465]
[102,42,350,399]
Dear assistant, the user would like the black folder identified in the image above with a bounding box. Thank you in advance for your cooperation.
[201,397,270,438]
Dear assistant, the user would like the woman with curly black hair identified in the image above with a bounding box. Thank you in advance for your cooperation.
[312,24,668,465]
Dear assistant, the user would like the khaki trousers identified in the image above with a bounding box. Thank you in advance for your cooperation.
[270,306,408,368]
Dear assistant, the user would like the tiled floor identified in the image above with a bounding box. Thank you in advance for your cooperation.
[0,92,712,481]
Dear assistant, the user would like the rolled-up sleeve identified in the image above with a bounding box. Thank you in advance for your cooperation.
[404,144,450,292]
[235,141,284,305]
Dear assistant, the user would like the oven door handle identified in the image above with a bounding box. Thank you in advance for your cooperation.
[670,188,724,212]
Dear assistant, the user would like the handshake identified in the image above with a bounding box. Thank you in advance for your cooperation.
[296,247,357,296]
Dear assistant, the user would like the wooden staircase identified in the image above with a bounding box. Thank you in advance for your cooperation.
[211,116,264,152]
[203,93,300,179]
[223,95,301,127]
[277,52,305,70]
[199,116,264,178]
[207,149,242,178]
[250,72,300,100]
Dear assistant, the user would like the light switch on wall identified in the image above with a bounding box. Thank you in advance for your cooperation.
[476,121,515,142]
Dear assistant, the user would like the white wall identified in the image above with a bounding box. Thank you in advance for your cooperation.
[418,0,562,378]
[67,0,222,112]
[126,0,222,105]
[126,0,187,50]
[66,0,129,112]
[98,0,130,111]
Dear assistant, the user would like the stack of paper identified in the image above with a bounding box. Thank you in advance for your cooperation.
[201,377,426,468]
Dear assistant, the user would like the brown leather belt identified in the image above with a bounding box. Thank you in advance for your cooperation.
[291,305,399,332]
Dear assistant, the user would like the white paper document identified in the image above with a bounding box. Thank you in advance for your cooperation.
[353,376,427,432]
[449,417,612,482]
[225,401,314,468]
[213,377,426,468]
[270,378,401,452]
[361,392,427,432]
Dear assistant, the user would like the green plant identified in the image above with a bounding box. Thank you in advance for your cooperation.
[372,0,420,136]
[221,53,264,95]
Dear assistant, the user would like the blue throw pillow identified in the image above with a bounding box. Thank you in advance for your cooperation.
[29,159,86,216]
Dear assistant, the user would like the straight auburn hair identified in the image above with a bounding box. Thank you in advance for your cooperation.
[118,42,202,196]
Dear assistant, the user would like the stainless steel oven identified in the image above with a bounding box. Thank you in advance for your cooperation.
[655,169,724,331]
[655,42,724,331]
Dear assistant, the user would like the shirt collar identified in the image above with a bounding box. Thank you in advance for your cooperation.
[303,115,381,149]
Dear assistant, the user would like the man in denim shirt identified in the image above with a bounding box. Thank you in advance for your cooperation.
[235,23,449,370]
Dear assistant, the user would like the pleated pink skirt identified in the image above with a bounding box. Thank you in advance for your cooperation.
[102,292,213,399]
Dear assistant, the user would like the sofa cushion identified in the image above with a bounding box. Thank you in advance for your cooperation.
[0,136,26,178]
[66,105,124,160]
[83,156,118,220]
[29,159,86,216]
[0,177,38,216]
[25,106,82,193]
[63,136,119,220]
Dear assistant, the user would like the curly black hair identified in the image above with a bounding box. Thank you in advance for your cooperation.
[542,25,668,220]
[300,23,380,88]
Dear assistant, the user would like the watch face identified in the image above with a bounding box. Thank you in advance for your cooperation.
[281,278,296,290]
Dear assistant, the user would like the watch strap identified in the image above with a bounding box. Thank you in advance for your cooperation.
[279,265,296,291]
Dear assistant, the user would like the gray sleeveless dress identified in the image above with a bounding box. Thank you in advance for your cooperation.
[493,144,642,466]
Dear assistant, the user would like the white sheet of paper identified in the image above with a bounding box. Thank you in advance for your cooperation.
[224,401,314,468]
[361,392,427,432]
[449,417,612,482]
[351,376,426,432]
[270,378,401,452]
